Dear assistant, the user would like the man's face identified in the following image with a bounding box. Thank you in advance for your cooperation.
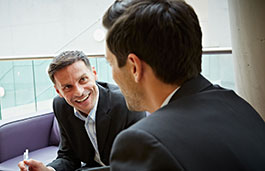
[54,60,98,115]
[105,46,142,111]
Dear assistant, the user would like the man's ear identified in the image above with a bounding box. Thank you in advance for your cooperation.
[128,53,143,83]
[92,66,98,80]
[54,85,63,98]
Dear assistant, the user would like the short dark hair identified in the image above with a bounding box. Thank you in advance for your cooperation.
[103,0,135,29]
[105,0,202,84]
[48,50,91,84]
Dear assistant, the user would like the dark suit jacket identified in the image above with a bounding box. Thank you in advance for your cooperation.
[110,75,265,171]
[47,82,145,171]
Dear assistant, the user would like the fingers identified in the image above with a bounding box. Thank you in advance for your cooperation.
[18,160,27,171]
[24,159,39,167]
[18,159,48,171]
[23,159,33,165]
[18,159,37,171]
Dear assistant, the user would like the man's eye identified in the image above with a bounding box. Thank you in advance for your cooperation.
[63,85,72,91]
[80,77,88,82]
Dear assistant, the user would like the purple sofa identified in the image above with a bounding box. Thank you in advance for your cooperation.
[0,112,60,171]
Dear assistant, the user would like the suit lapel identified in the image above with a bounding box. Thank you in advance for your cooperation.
[170,74,212,102]
[95,83,111,156]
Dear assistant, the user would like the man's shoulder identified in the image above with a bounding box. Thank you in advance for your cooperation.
[97,81,145,119]
[97,81,125,102]
[114,116,162,149]
[53,95,68,105]
[125,114,159,132]
[97,81,127,113]
[53,96,73,115]
[98,81,121,94]
[124,87,263,138]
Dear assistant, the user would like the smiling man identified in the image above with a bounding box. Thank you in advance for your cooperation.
[18,50,145,171]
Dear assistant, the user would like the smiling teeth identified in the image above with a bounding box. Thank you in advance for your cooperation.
[76,94,89,102]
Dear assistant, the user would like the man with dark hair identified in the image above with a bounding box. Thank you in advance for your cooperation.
[102,0,134,29]
[103,0,265,170]
[18,51,145,171]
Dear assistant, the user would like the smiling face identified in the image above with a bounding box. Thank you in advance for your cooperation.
[54,60,98,115]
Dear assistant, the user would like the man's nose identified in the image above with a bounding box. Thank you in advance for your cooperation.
[74,85,84,96]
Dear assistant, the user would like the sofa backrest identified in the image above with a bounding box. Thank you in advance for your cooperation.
[49,116,60,146]
[0,112,59,163]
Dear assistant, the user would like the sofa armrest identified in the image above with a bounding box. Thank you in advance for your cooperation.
[0,112,55,163]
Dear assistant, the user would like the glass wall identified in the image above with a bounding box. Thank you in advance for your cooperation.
[0,57,113,120]
[202,54,235,90]
[0,53,234,120]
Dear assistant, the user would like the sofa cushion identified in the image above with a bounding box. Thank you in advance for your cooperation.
[0,112,54,163]
[0,146,58,171]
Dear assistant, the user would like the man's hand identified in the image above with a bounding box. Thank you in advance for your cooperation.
[18,159,54,171]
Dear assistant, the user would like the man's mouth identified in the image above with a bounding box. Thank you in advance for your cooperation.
[75,92,91,103]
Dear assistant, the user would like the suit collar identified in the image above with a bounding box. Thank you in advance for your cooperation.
[170,74,212,103]
[95,82,112,155]
[63,82,112,162]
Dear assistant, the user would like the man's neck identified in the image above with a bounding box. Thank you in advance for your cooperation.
[140,63,179,113]
[144,81,179,113]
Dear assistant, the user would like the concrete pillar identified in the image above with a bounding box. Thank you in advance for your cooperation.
[228,0,265,120]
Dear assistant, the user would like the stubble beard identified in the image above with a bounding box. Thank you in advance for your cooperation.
[125,90,145,112]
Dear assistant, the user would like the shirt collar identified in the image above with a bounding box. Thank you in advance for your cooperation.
[160,87,180,108]
[74,85,99,122]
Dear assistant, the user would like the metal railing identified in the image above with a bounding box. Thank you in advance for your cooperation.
[0,47,232,61]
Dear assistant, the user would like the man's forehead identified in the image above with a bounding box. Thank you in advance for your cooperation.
[54,75,68,87]
[54,71,90,86]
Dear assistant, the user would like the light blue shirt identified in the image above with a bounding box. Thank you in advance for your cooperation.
[74,85,105,166]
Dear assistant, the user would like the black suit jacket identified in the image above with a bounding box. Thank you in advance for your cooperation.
[110,75,265,171]
[47,82,145,171]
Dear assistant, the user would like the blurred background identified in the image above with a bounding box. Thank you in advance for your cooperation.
[0,0,234,120]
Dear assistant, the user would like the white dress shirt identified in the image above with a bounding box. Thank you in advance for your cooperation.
[74,85,105,166]
[160,87,180,108]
